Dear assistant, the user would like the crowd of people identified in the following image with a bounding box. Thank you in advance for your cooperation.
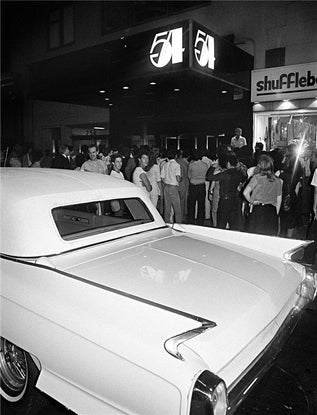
[3,137,317,240]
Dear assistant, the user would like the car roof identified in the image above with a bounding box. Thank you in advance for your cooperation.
[1,168,164,257]
[2,167,134,197]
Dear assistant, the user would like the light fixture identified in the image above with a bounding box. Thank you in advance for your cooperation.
[283,99,289,102]
[99,90,106,94]
[93,127,105,130]
[174,88,180,92]
[221,90,228,94]
[109,103,113,106]
[150,82,156,85]
[105,97,110,101]
[123,86,129,90]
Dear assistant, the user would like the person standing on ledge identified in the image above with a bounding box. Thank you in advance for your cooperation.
[231,127,247,149]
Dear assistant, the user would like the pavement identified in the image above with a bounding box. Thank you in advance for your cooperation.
[236,297,317,415]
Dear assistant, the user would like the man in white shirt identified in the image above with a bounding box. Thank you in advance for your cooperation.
[161,150,182,223]
[231,127,247,149]
[80,144,108,174]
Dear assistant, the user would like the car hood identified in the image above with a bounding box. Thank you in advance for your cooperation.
[65,231,301,331]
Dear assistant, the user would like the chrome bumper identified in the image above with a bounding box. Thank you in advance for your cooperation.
[227,307,301,413]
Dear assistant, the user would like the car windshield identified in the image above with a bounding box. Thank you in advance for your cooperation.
[52,197,154,240]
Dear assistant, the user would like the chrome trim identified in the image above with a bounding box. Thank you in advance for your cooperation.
[164,320,217,361]
[283,241,313,262]
[0,254,215,335]
[189,370,228,415]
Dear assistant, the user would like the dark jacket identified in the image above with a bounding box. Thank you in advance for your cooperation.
[206,167,246,200]
[52,154,71,169]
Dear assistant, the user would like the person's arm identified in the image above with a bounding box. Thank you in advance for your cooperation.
[243,184,252,203]
[206,169,224,182]
[313,186,317,217]
[154,165,163,194]
[311,169,317,218]
[276,178,283,214]
[157,180,163,196]
[140,172,152,192]
[187,163,192,181]
[175,163,181,183]
[276,194,282,215]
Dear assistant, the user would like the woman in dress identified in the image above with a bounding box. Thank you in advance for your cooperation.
[243,154,282,236]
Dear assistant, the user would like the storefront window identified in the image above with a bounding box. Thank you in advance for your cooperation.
[254,112,317,153]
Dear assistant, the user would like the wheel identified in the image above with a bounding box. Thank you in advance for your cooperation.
[0,337,47,414]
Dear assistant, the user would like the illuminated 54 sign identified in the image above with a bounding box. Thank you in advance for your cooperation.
[149,21,215,72]
[194,29,215,69]
[150,27,184,68]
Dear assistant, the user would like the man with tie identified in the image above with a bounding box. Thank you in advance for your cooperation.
[51,145,72,169]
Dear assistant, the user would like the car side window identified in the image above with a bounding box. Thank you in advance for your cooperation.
[52,198,153,240]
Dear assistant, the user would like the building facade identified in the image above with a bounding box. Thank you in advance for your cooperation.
[2,1,317,154]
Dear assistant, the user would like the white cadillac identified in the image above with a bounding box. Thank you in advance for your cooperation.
[1,168,316,415]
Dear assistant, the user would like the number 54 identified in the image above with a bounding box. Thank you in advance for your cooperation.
[194,30,215,69]
[150,28,184,68]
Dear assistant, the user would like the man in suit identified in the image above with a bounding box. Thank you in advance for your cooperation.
[52,145,71,169]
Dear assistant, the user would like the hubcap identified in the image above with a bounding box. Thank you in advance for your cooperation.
[0,338,27,395]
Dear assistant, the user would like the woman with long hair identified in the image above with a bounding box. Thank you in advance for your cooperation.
[243,154,282,236]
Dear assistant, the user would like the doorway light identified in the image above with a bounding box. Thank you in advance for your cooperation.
[99,90,106,94]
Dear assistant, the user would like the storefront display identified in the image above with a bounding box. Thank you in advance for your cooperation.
[251,62,317,153]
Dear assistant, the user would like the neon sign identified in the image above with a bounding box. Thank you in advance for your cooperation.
[150,28,184,68]
[149,22,215,71]
[194,29,215,69]
[147,20,252,85]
